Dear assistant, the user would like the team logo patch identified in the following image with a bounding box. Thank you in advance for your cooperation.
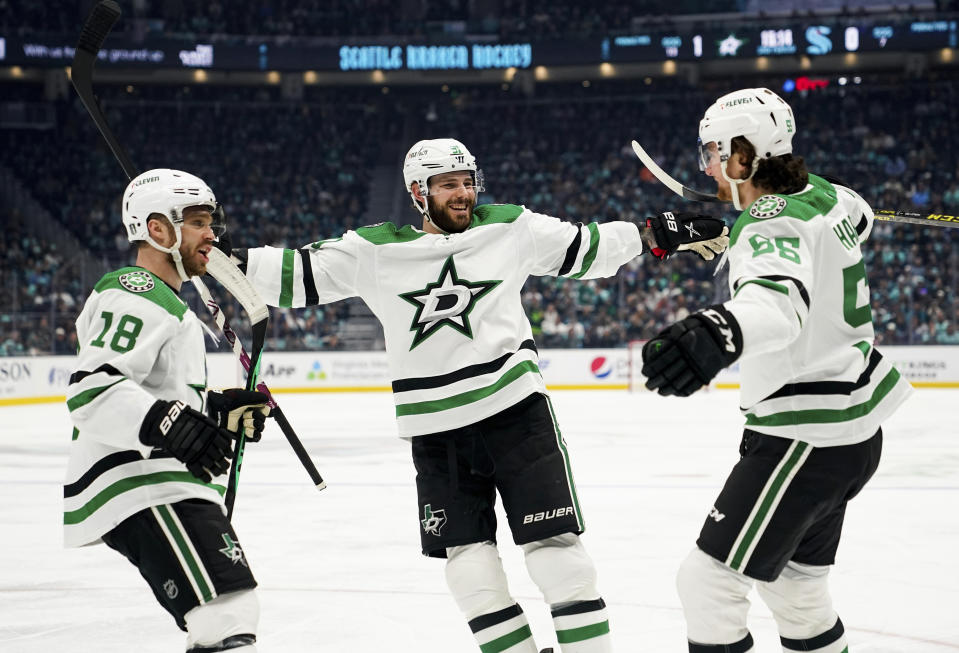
[399,256,500,351]
[218,533,248,567]
[421,504,447,536]
[749,195,787,219]
[118,271,155,293]
[163,579,179,599]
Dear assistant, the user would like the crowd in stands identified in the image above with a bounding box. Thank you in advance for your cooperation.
[7,0,743,40]
[2,72,957,355]
[0,209,83,355]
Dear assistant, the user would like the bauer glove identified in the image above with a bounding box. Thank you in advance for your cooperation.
[207,389,271,442]
[641,305,743,396]
[644,211,729,260]
[139,399,234,482]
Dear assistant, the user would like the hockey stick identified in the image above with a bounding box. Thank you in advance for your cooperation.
[205,250,326,515]
[199,279,325,494]
[631,140,959,229]
[71,0,324,512]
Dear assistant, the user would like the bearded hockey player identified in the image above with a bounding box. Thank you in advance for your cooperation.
[234,138,729,652]
[641,88,914,652]
[65,169,270,652]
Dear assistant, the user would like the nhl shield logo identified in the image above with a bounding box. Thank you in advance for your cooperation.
[163,579,179,599]
[421,504,447,536]
[118,271,155,293]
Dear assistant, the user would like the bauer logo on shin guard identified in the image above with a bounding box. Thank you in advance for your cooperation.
[523,506,574,524]
[421,504,447,536]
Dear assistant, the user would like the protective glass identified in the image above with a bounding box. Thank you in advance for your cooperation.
[172,203,227,236]
[423,169,485,196]
[698,138,721,172]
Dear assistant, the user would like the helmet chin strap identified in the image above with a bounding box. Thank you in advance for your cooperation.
[720,158,760,211]
[144,223,191,283]
[414,192,450,235]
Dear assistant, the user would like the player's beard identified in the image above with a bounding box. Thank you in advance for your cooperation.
[427,194,475,234]
[177,246,207,278]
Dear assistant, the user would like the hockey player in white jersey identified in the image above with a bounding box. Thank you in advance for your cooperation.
[641,89,913,652]
[236,138,728,652]
[65,169,271,652]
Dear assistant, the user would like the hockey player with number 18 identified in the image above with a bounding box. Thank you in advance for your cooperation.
[641,89,913,652]
[65,169,270,653]
[235,138,729,652]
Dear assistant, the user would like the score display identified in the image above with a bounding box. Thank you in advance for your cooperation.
[605,18,957,63]
[2,17,955,71]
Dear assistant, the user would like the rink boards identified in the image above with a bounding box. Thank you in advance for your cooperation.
[2,346,958,406]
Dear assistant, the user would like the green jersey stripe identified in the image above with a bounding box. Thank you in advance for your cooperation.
[279,248,296,307]
[745,367,901,427]
[67,378,127,413]
[729,441,809,570]
[569,222,601,279]
[355,223,428,245]
[64,472,226,525]
[155,505,215,603]
[479,625,533,653]
[471,203,524,227]
[395,360,540,417]
[94,267,187,320]
[545,395,584,530]
[309,236,344,249]
[556,620,611,644]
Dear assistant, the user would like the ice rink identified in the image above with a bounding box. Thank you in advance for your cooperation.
[2,389,957,652]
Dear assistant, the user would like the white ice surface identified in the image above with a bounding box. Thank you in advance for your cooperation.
[1,389,957,652]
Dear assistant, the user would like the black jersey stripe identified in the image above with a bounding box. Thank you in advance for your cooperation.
[557,223,584,276]
[298,248,319,305]
[64,450,143,498]
[468,603,524,633]
[392,340,538,393]
[69,364,124,386]
[734,275,810,309]
[761,348,881,402]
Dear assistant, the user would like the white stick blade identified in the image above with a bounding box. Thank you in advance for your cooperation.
[204,248,270,325]
[631,140,686,197]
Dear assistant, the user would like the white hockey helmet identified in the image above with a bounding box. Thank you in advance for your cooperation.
[403,139,484,222]
[698,88,797,209]
[122,169,221,280]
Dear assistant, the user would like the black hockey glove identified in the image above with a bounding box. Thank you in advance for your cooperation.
[641,305,743,397]
[207,389,271,442]
[139,399,234,482]
[644,211,729,261]
[213,230,232,257]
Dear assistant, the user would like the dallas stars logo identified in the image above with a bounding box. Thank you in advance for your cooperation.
[118,271,155,293]
[218,533,248,567]
[421,504,447,536]
[718,33,745,56]
[399,256,500,351]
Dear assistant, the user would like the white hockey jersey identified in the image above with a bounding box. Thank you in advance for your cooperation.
[245,204,644,437]
[64,267,224,547]
[724,174,913,446]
